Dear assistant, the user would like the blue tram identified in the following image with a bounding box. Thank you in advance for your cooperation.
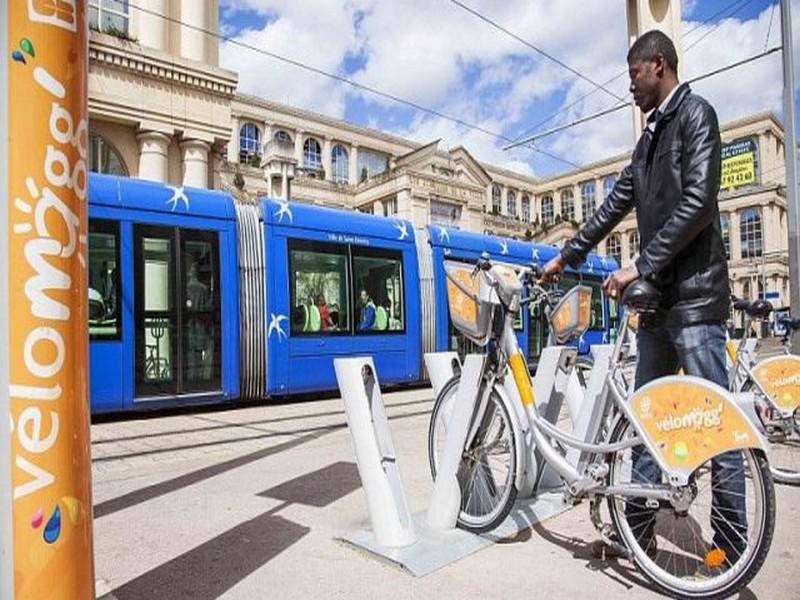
[87,174,616,414]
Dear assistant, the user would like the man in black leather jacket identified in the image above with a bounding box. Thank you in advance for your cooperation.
[542,31,745,566]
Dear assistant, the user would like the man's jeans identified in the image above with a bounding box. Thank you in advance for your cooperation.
[626,322,747,560]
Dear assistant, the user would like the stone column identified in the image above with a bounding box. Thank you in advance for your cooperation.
[322,137,332,179]
[227,116,239,164]
[281,171,289,200]
[349,143,359,184]
[180,0,208,62]
[137,131,171,183]
[729,210,741,261]
[501,185,508,216]
[137,0,168,51]
[295,130,305,166]
[181,139,210,188]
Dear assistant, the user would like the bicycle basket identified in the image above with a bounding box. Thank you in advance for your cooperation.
[549,285,592,343]
[444,260,495,346]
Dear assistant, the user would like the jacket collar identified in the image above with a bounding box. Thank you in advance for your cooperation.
[658,82,690,119]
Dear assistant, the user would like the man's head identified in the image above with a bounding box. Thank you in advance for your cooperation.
[360,289,369,304]
[627,30,679,114]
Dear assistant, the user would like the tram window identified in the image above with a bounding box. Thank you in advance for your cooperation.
[288,240,350,335]
[88,219,121,340]
[560,274,605,330]
[142,236,175,386]
[352,248,404,333]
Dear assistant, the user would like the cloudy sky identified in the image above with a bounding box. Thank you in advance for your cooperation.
[218,0,800,179]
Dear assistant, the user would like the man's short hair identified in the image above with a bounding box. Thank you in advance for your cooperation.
[627,30,678,72]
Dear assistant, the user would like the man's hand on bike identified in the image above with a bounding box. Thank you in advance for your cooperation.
[602,265,639,300]
[540,255,565,284]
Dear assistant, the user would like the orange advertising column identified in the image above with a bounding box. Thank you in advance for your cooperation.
[2,2,95,599]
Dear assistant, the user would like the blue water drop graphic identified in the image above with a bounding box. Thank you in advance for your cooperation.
[11,50,26,64]
[43,505,61,544]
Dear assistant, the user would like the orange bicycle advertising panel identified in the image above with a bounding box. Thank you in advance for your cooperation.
[6,2,94,598]
[752,355,800,414]
[630,377,763,477]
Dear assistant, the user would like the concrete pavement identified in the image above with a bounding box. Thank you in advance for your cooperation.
[92,387,800,599]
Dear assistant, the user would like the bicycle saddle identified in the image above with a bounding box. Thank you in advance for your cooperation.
[746,299,772,319]
[621,279,661,313]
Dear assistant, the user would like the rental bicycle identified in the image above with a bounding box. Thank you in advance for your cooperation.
[428,253,775,599]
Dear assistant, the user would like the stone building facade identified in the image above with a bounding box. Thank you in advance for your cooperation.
[86,0,792,315]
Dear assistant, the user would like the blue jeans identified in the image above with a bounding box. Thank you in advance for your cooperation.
[626,322,747,560]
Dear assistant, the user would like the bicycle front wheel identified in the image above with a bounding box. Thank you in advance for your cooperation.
[428,376,518,533]
[606,418,775,600]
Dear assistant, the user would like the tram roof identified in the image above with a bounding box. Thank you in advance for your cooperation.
[260,198,416,244]
[89,174,236,220]
[427,225,617,273]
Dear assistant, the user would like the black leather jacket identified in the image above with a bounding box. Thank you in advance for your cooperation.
[561,83,730,327]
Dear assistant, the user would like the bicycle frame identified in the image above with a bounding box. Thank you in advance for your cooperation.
[465,264,768,503]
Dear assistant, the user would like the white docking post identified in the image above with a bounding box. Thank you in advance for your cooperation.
[426,354,486,531]
[424,351,461,399]
[334,357,416,548]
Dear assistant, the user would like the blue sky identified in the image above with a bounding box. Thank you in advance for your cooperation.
[219,0,800,179]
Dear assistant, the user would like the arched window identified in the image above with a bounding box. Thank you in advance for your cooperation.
[88,133,128,176]
[628,230,640,259]
[560,189,575,222]
[89,0,130,34]
[491,184,502,214]
[239,122,261,164]
[331,144,349,183]
[581,181,595,221]
[541,195,554,225]
[303,137,322,170]
[507,190,517,218]
[606,233,622,265]
[273,130,292,144]
[521,194,531,222]
[603,175,617,199]
[740,208,762,258]
[719,213,731,260]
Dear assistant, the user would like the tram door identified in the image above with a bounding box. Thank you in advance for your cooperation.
[134,225,221,398]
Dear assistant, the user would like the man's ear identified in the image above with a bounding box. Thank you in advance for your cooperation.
[654,54,666,78]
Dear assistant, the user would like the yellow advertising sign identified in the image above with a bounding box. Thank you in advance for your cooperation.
[720,139,757,190]
[6,2,95,598]
[630,377,762,477]
[752,355,800,414]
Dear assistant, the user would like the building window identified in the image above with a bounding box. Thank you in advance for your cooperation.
[628,230,640,259]
[239,122,261,165]
[581,181,595,221]
[740,208,762,258]
[491,184,502,215]
[521,194,531,222]
[430,200,461,228]
[357,148,389,182]
[303,137,322,170]
[89,0,130,35]
[541,194,554,225]
[603,175,617,198]
[507,190,517,218]
[331,144,349,183]
[384,197,398,216]
[720,213,731,260]
[273,130,292,144]
[88,133,128,176]
[560,189,575,222]
[606,234,622,265]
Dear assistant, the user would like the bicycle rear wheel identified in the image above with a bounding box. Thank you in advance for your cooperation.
[428,376,518,533]
[606,418,775,600]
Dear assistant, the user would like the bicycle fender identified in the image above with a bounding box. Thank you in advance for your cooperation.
[494,380,537,496]
[622,375,769,486]
[750,355,800,416]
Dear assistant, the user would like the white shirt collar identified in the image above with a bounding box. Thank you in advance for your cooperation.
[646,83,680,132]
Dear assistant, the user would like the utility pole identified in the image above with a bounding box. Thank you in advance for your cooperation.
[781,0,799,351]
